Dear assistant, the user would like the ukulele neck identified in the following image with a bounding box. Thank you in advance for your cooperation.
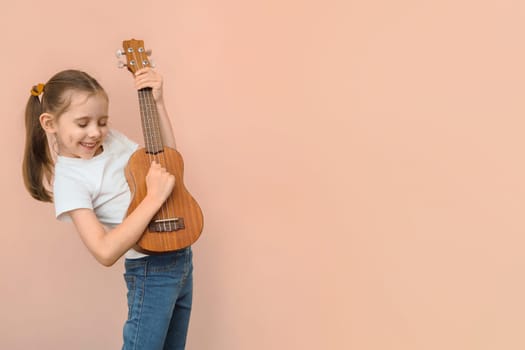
[138,87,164,154]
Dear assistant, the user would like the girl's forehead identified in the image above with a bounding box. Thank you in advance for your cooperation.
[68,90,107,105]
[64,91,108,114]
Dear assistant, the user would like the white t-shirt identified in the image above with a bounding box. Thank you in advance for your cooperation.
[53,129,147,259]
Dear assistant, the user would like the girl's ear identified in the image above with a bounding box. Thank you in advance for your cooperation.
[39,113,57,133]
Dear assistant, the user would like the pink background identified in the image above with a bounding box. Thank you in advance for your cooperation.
[2,0,525,349]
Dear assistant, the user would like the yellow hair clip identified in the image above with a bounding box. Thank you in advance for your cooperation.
[30,83,45,97]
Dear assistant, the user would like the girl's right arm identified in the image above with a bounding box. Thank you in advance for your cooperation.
[68,161,175,266]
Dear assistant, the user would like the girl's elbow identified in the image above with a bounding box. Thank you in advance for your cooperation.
[94,249,118,267]
[98,256,117,267]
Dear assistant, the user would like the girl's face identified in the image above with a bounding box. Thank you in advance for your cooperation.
[53,91,109,159]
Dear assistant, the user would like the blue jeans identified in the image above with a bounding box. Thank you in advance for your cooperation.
[122,247,193,350]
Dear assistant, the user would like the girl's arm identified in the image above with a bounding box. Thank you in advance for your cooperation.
[69,161,174,266]
[134,68,177,149]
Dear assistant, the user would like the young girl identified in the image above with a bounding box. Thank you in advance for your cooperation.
[22,68,193,350]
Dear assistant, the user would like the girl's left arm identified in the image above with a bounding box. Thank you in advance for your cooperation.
[134,67,177,149]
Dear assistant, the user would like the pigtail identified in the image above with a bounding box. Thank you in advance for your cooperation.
[22,91,54,202]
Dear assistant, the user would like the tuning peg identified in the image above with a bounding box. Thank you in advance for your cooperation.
[116,49,125,58]
[117,61,127,69]
[146,49,152,56]
[149,59,156,68]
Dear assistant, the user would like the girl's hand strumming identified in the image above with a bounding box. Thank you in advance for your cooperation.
[145,160,175,206]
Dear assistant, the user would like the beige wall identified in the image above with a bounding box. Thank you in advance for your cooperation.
[2,0,525,349]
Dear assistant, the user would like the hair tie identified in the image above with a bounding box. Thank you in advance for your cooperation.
[30,83,45,97]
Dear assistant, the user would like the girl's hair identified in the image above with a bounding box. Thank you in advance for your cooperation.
[22,69,107,202]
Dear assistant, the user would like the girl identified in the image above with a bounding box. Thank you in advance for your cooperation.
[22,68,193,350]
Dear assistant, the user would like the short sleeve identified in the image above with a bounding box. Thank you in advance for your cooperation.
[53,171,93,222]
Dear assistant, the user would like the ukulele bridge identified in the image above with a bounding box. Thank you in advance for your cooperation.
[148,218,185,232]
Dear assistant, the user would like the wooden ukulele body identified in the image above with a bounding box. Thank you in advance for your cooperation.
[124,146,204,253]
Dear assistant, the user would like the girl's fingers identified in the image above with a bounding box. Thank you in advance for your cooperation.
[134,67,151,76]
[135,79,161,90]
[134,68,163,101]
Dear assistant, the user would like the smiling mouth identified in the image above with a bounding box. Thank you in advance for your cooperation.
[80,142,98,149]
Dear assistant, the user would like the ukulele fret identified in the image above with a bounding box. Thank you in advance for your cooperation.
[145,149,164,155]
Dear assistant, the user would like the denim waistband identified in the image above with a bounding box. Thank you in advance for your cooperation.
[124,247,192,270]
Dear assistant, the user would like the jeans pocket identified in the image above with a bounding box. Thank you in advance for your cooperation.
[123,274,136,320]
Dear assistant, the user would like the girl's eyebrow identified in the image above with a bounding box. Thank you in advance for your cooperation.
[74,115,108,120]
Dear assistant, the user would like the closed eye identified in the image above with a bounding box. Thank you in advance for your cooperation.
[76,117,108,128]
[98,117,109,127]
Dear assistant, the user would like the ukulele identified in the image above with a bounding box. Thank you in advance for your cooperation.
[118,38,203,253]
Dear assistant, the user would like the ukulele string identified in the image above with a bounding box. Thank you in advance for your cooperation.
[145,86,176,234]
[145,88,170,236]
[139,46,177,234]
[137,91,152,165]
[140,88,169,235]
[133,46,172,238]
[138,87,159,227]
[133,48,163,234]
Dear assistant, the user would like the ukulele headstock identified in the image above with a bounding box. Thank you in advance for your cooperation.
[117,39,153,74]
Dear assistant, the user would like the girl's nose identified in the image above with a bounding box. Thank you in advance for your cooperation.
[88,126,102,138]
